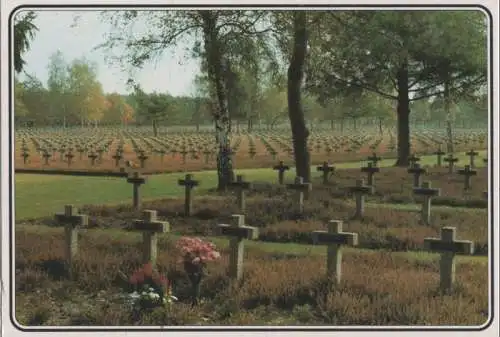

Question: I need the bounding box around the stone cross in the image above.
[42,151,51,165]
[54,205,88,279]
[360,162,379,188]
[217,214,259,281]
[59,148,66,162]
[434,148,445,167]
[77,147,85,160]
[444,154,459,174]
[178,174,199,216]
[88,152,98,166]
[466,149,479,168]
[413,181,441,225]
[127,172,147,210]
[96,148,105,162]
[273,161,290,185]
[65,151,74,167]
[21,150,29,164]
[157,149,166,163]
[311,220,358,285]
[423,227,474,293]
[179,149,189,164]
[457,165,477,190]
[349,179,374,219]
[189,148,198,160]
[286,176,312,213]
[228,174,252,213]
[316,161,335,185]
[248,147,257,159]
[132,210,170,266]
[367,153,382,167]
[112,152,123,167]
[407,163,426,188]
[203,148,212,164]
[408,154,421,168]
[137,152,149,168]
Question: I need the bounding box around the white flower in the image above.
[129,291,140,299]
[163,295,178,304]
[149,292,160,300]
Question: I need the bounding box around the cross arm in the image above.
[423,238,474,254]
[217,224,259,240]
[312,230,358,246]
[132,220,170,233]
[54,214,88,227]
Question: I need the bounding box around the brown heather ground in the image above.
[16,225,488,326]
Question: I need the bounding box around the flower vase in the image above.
[184,261,204,305]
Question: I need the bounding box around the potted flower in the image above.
[175,237,221,305]
[124,262,177,312]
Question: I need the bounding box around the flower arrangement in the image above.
[175,237,221,304]
[124,262,177,311]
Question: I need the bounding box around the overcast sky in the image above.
[18,10,200,96]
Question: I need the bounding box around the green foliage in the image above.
[258,87,288,128]
[13,11,38,73]
[130,85,171,124]
[14,79,30,119]
[306,10,487,105]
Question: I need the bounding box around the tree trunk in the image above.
[201,11,234,191]
[247,118,253,132]
[394,61,411,167]
[287,11,311,183]
[340,117,344,133]
[152,119,158,137]
[330,119,334,130]
[378,117,383,135]
[444,70,454,153]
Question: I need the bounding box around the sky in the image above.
[18,10,200,96]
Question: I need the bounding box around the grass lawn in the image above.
[14,151,487,220]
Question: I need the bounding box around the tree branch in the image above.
[410,76,486,101]
[323,74,398,100]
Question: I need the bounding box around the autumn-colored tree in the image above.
[66,58,107,126]
[121,103,135,125]
[103,92,127,124]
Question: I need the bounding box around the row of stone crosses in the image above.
[54,203,476,296]
[124,151,487,227]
